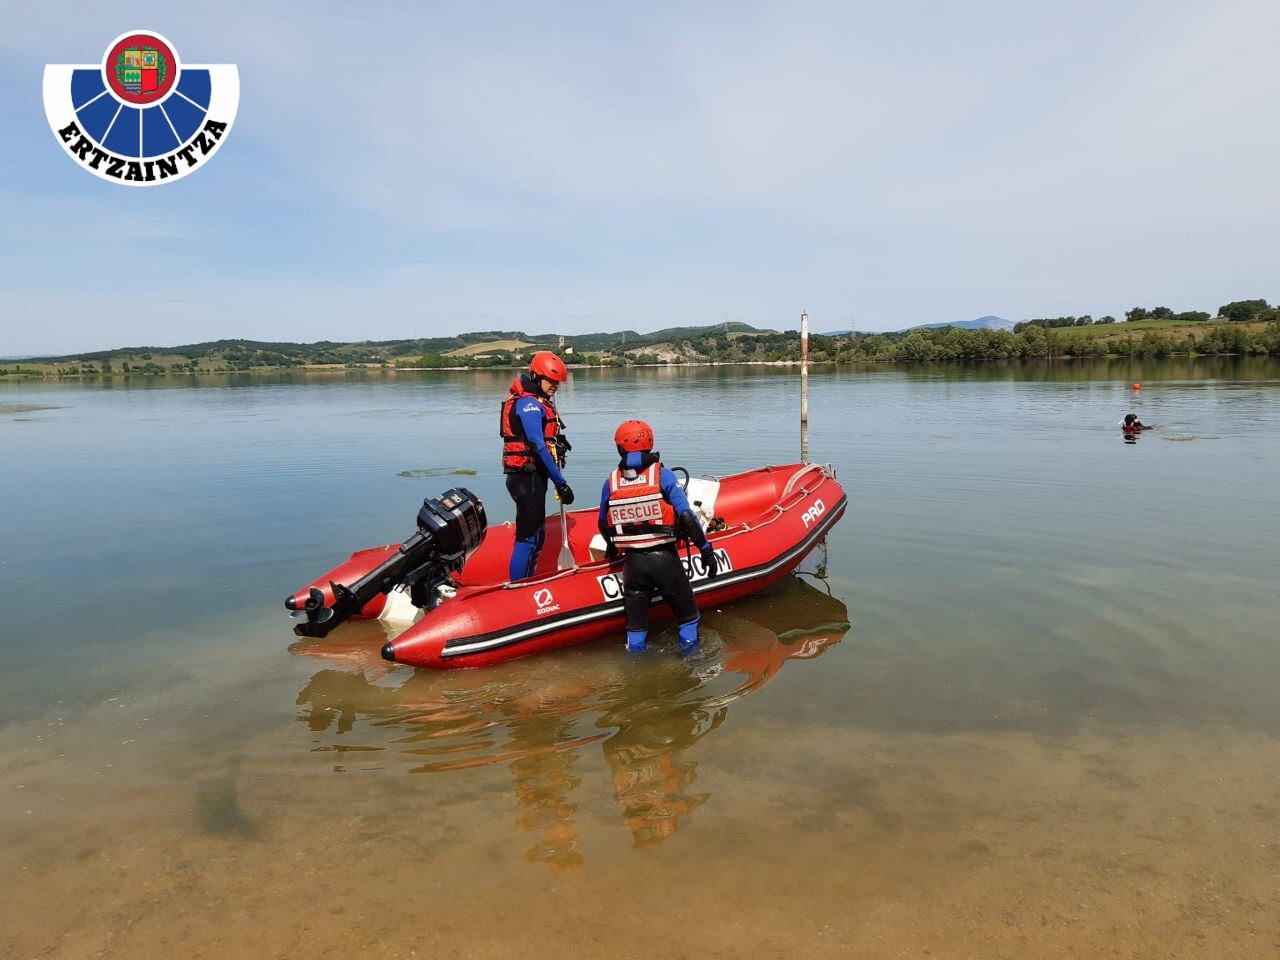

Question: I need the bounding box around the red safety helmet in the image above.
[614,419,655,452]
[529,351,568,383]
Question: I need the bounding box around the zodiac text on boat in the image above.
[596,548,732,602]
[533,587,560,616]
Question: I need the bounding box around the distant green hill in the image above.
[7,305,1276,379]
[34,331,540,365]
[9,321,787,375]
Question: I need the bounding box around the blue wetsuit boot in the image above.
[678,617,700,652]
[626,630,648,653]
[508,529,545,582]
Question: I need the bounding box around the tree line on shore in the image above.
[4,300,1278,378]
[389,300,1279,367]
[827,321,1279,363]
[1013,299,1277,333]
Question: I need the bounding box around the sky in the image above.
[1,0,1278,355]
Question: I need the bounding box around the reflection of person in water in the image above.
[292,578,854,865]
[501,686,592,874]
[593,592,852,847]
[597,657,722,847]
[295,666,594,872]
[296,668,394,735]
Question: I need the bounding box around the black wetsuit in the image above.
[621,544,699,633]
[506,471,548,541]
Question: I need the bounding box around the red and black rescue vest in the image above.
[500,380,561,472]
[606,461,678,551]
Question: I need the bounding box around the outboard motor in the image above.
[287,488,486,638]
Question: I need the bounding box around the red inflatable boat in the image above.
[287,462,846,669]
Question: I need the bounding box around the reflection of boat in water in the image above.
[292,576,851,869]
[289,463,846,668]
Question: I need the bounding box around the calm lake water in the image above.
[2,359,1279,958]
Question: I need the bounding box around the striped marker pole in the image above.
[801,309,810,464]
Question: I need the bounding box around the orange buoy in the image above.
[1133,383,1141,391]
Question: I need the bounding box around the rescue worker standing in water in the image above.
[599,420,717,653]
[501,351,574,582]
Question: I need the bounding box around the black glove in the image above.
[555,482,574,505]
[605,540,619,561]
[700,546,718,580]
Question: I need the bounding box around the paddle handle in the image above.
[557,502,575,569]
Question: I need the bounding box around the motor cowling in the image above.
[289,487,488,639]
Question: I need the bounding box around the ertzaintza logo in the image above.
[43,30,239,186]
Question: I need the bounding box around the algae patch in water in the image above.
[397,467,479,478]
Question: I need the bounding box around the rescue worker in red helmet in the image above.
[501,351,574,581]
[597,419,717,653]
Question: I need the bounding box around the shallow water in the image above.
[2,359,1279,958]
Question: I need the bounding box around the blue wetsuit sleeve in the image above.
[659,467,693,515]
[598,480,612,537]
[515,400,566,486]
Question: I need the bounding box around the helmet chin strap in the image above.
[522,371,549,397]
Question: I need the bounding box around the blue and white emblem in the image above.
[43,30,238,186]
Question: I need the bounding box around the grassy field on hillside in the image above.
[443,339,538,357]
